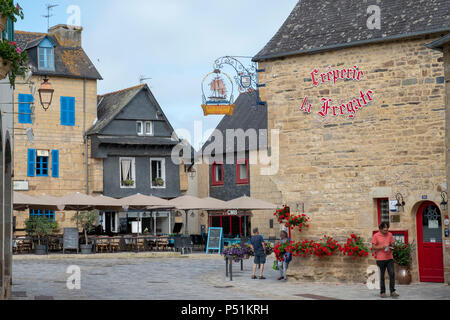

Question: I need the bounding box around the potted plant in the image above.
[0,39,28,87]
[0,1,24,32]
[72,210,99,254]
[393,241,415,285]
[153,177,164,187]
[124,179,135,187]
[25,216,59,255]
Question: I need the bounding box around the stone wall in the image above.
[14,76,100,233]
[257,35,449,283]
[445,43,450,284]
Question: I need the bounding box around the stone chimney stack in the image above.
[48,24,83,47]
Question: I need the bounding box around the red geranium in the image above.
[341,233,369,260]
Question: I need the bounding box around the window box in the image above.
[152,177,165,187]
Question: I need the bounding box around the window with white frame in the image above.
[120,157,136,188]
[145,121,153,136]
[136,121,144,136]
[150,158,166,188]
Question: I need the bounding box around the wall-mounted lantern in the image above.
[395,193,406,213]
[38,76,54,111]
[440,191,448,211]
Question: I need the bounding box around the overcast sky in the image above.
[15,0,298,150]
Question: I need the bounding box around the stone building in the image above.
[0,17,15,300]
[13,25,102,235]
[253,0,450,283]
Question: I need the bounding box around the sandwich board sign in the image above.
[206,227,223,254]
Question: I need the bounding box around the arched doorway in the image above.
[416,201,445,283]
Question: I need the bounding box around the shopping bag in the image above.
[273,260,279,271]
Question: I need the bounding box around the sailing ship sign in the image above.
[201,69,235,116]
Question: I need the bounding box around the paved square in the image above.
[11,254,450,300]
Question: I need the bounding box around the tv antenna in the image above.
[43,4,59,31]
[139,75,152,84]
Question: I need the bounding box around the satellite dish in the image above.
[26,128,34,143]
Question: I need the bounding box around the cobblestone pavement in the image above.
[11,253,450,300]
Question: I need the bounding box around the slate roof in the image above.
[15,30,102,80]
[201,91,267,155]
[87,84,146,135]
[254,0,450,61]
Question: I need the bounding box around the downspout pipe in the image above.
[83,78,88,195]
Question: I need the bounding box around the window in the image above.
[137,121,143,135]
[236,159,249,184]
[212,162,224,186]
[150,158,166,188]
[61,96,75,126]
[120,157,136,188]
[38,38,55,71]
[145,121,153,136]
[18,94,33,124]
[377,198,390,225]
[30,209,55,221]
[28,149,58,178]
[36,155,49,176]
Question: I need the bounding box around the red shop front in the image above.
[208,211,252,238]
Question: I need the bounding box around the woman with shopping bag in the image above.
[277,230,292,281]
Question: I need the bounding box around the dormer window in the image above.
[38,38,55,71]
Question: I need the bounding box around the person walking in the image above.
[372,222,399,298]
[277,230,292,281]
[250,228,266,279]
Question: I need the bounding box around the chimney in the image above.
[48,24,83,47]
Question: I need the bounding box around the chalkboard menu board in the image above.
[63,228,79,253]
[206,227,223,254]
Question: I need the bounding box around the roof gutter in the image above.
[253,28,450,62]
[425,34,450,52]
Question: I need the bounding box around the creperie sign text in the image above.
[300,66,375,120]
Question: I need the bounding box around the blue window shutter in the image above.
[61,97,75,126]
[69,97,75,125]
[19,94,33,124]
[61,97,67,125]
[52,150,59,178]
[18,94,25,123]
[27,149,36,177]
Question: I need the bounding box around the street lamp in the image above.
[38,76,54,111]
[440,192,448,211]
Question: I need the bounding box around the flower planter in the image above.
[34,244,48,255]
[0,56,12,80]
[397,265,412,285]
[0,15,7,33]
[80,244,93,254]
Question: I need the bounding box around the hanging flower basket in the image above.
[0,40,28,87]
[0,14,7,33]
[0,55,11,79]
[0,1,24,32]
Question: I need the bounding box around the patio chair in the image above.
[132,238,145,252]
[156,238,169,251]
[110,238,121,253]
[19,239,32,254]
[96,239,110,253]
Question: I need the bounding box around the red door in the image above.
[416,202,444,283]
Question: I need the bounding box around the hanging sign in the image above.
[201,69,235,116]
